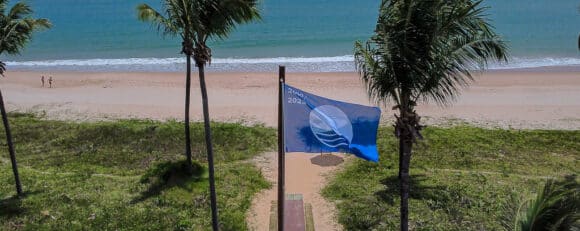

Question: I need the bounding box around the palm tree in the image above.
[354,0,507,230]
[502,176,580,231]
[137,0,260,229]
[0,0,51,196]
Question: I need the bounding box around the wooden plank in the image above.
[270,201,278,231]
[285,194,305,231]
[270,194,308,231]
[304,203,315,231]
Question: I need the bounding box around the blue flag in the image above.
[283,83,381,162]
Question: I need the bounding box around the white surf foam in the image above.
[5,55,580,72]
[488,57,580,70]
[5,55,354,66]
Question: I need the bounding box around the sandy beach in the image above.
[1,69,579,129]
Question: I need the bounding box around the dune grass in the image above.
[323,126,580,230]
[0,113,276,230]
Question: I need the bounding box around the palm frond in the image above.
[356,0,508,110]
[31,18,51,30]
[137,3,177,37]
[500,189,529,231]
[7,2,31,20]
[0,0,6,14]
[519,177,579,231]
[415,0,507,106]
[0,1,51,56]
[503,177,580,231]
[354,40,400,106]
[204,0,261,40]
[137,0,260,64]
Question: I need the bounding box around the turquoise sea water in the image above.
[3,0,580,72]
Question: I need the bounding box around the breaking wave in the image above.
[5,55,580,72]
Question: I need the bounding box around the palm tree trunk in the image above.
[184,54,193,173]
[400,136,412,231]
[0,88,23,195]
[197,64,220,231]
[398,138,403,179]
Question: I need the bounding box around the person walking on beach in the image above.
[41,75,45,87]
[48,76,53,88]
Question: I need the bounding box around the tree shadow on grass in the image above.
[375,174,448,206]
[131,160,205,204]
[0,191,42,218]
[375,174,477,221]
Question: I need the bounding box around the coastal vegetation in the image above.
[137,1,261,227]
[0,113,274,230]
[137,0,260,172]
[1,114,577,230]
[354,0,507,229]
[0,0,51,195]
[323,125,579,230]
[502,177,579,231]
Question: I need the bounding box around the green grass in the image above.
[323,126,580,230]
[0,113,276,230]
[3,113,578,230]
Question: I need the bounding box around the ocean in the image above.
[3,0,580,72]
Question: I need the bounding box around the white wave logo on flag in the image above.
[309,105,353,148]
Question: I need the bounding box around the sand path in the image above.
[247,152,345,231]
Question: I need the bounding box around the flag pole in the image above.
[277,65,286,231]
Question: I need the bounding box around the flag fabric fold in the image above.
[283,83,381,162]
